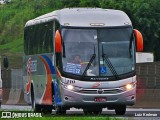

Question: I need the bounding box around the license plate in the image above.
[95,97,106,102]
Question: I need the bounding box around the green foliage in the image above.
[80,0,100,7]
[0,0,160,60]
[0,0,54,54]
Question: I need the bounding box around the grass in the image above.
[0,110,121,120]
[1,116,120,120]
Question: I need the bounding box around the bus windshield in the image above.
[61,27,135,78]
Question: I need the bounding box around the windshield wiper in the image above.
[102,45,119,80]
[81,46,96,79]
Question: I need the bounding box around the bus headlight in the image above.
[125,84,132,90]
[67,85,74,90]
[121,82,136,91]
[62,82,81,91]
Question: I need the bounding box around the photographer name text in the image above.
[135,112,158,117]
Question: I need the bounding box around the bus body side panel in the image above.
[23,53,60,106]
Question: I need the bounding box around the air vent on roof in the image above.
[124,22,130,25]
[90,23,105,26]
[64,23,70,26]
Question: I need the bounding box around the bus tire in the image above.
[93,109,102,115]
[31,85,41,112]
[42,105,53,114]
[31,86,35,110]
[55,106,66,115]
[115,105,126,115]
[83,108,102,115]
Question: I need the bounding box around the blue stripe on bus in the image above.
[42,54,62,105]
[41,55,56,74]
[53,81,62,105]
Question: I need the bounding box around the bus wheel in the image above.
[42,105,53,114]
[55,106,66,115]
[93,109,102,115]
[31,89,36,111]
[83,108,92,115]
[83,108,102,115]
[115,105,126,115]
[31,88,41,112]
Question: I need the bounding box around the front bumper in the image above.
[61,87,136,108]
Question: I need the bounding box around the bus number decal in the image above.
[66,63,81,74]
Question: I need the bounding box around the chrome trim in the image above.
[79,88,123,94]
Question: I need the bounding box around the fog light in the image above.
[125,84,132,90]
[65,96,68,100]
[67,85,74,90]
[131,96,135,100]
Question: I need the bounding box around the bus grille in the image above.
[79,89,123,94]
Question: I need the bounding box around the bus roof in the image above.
[25,8,132,27]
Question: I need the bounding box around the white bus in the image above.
[23,8,143,115]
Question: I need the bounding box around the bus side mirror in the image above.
[3,56,9,69]
[133,29,143,52]
[55,30,62,53]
